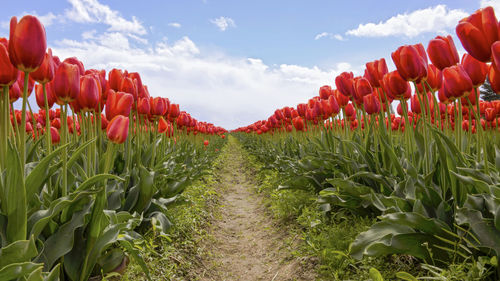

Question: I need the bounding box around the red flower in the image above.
[63,57,85,76]
[319,85,332,100]
[137,97,150,115]
[77,75,100,112]
[150,97,167,116]
[108,69,123,91]
[333,89,349,108]
[363,93,381,115]
[335,72,355,97]
[442,64,473,99]
[365,58,388,88]
[120,76,137,100]
[35,82,55,109]
[0,41,18,86]
[354,77,373,99]
[50,126,60,144]
[203,140,209,146]
[456,6,499,62]
[169,103,180,119]
[427,35,459,70]
[382,71,411,100]
[105,90,133,120]
[53,62,80,105]
[8,15,47,72]
[426,64,442,91]
[489,63,500,94]
[462,53,488,87]
[297,103,307,117]
[31,48,55,84]
[292,116,304,131]
[391,44,428,82]
[107,115,129,144]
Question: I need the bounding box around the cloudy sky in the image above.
[1,0,498,129]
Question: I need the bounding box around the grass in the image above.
[122,152,224,281]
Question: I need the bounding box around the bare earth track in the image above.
[196,138,316,281]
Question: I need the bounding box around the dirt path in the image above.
[197,138,315,281]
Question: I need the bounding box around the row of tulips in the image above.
[235,5,500,279]
[0,14,227,281]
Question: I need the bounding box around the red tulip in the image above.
[120,76,137,100]
[319,85,332,100]
[442,64,473,99]
[105,90,133,120]
[462,53,488,87]
[53,62,80,105]
[365,58,388,88]
[8,15,47,72]
[426,64,442,91]
[456,6,499,62]
[35,83,55,109]
[363,93,381,115]
[297,103,307,117]
[137,97,150,115]
[31,48,55,84]
[203,140,209,146]
[335,72,355,97]
[150,97,167,116]
[345,103,356,119]
[485,107,497,121]
[333,89,349,108]
[354,77,373,99]
[382,71,411,100]
[77,75,100,112]
[169,103,180,119]
[328,95,340,116]
[489,63,500,94]
[427,35,459,70]
[391,44,428,82]
[50,126,60,144]
[9,81,21,102]
[63,57,84,76]
[0,41,18,86]
[106,115,129,144]
[108,69,123,91]
[292,116,304,131]
[158,117,168,133]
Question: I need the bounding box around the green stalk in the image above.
[414,82,429,174]
[43,84,51,154]
[20,71,29,176]
[11,102,20,147]
[0,86,8,170]
[61,104,68,197]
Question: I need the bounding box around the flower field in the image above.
[3,3,500,281]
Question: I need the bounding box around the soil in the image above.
[196,138,316,281]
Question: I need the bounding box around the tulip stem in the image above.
[61,104,68,197]
[20,71,29,176]
[43,84,51,154]
[11,102,20,147]
[1,86,8,171]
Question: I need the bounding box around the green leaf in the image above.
[25,144,68,205]
[395,271,418,281]
[369,267,384,281]
[0,262,43,280]
[4,143,27,243]
[0,238,38,268]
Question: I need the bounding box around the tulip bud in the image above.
[462,53,488,87]
[0,41,18,86]
[335,72,355,97]
[105,90,133,120]
[8,15,47,72]
[31,48,55,84]
[107,115,129,144]
[456,6,499,62]
[391,44,428,82]
[53,62,80,105]
[365,58,388,88]
[427,35,459,70]
[50,126,60,144]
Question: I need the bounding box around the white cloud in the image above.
[346,5,468,38]
[314,32,345,41]
[65,0,147,35]
[314,32,329,40]
[50,35,347,129]
[82,29,97,39]
[168,22,181,28]
[1,11,58,29]
[210,16,236,31]
[480,0,500,14]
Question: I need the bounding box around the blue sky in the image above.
[0,0,497,129]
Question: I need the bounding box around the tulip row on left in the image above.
[0,15,227,281]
